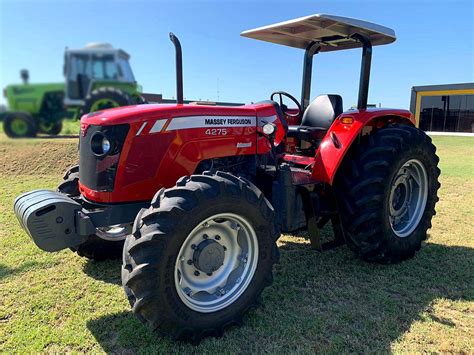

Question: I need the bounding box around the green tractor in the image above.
[2,43,146,138]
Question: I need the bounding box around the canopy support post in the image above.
[352,33,372,110]
[300,41,321,111]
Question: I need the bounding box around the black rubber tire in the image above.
[3,112,38,138]
[122,171,280,342]
[39,120,63,135]
[82,87,134,115]
[335,124,441,263]
[57,165,80,196]
[134,95,148,105]
[57,165,125,261]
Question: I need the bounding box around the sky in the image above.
[0,0,473,110]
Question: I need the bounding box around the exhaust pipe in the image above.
[20,69,29,85]
[169,32,183,104]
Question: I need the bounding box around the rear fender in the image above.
[311,109,414,185]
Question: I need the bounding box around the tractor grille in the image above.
[79,124,129,192]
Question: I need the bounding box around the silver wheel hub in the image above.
[174,213,259,313]
[192,239,226,274]
[388,159,428,237]
[95,224,130,241]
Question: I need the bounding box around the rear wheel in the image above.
[39,120,62,135]
[335,124,440,263]
[3,112,38,138]
[122,172,279,341]
[57,165,126,261]
[82,87,134,115]
[134,95,148,105]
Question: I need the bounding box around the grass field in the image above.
[0,133,472,353]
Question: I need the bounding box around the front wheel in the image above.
[122,172,279,341]
[39,120,62,135]
[335,124,440,263]
[3,112,38,138]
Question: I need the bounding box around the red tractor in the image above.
[15,14,440,341]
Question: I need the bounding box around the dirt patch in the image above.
[0,138,78,177]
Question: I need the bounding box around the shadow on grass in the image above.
[82,259,122,286]
[0,261,49,281]
[86,240,473,352]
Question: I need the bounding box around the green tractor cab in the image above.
[3,43,145,138]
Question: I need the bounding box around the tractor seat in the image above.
[287,94,343,143]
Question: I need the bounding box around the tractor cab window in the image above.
[91,54,118,80]
[68,54,90,78]
[67,54,91,100]
[117,57,135,82]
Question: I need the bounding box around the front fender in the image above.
[311,109,414,185]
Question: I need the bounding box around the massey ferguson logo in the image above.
[80,123,89,137]
[166,115,256,131]
[204,118,252,125]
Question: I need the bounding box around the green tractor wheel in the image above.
[39,121,63,135]
[3,112,38,138]
[82,87,134,115]
[90,98,120,112]
[134,95,148,105]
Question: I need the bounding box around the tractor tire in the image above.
[57,165,79,197]
[57,165,126,261]
[82,87,134,115]
[3,112,38,138]
[335,124,440,264]
[39,120,63,135]
[134,95,148,105]
[122,172,280,342]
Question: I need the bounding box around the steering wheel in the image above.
[270,91,302,118]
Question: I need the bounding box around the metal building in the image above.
[410,83,474,133]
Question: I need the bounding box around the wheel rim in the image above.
[389,159,428,237]
[95,224,129,241]
[90,98,120,112]
[174,213,259,313]
[39,122,54,133]
[11,118,28,135]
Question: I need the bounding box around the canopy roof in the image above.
[240,14,396,52]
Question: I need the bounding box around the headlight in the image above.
[262,122,277,136]
[91,132,114,157]
[102,137,111,154]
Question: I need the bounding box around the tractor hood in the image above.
[78,101,283,203]
[6,82,64,93]
[5,83,64,111]
[80,103,258,127]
